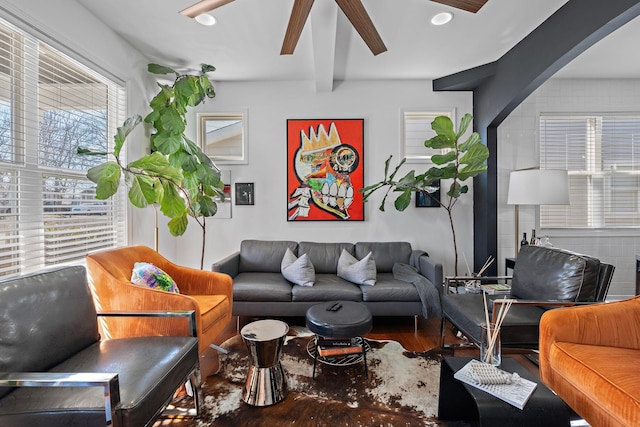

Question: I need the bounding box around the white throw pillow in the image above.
[281,248,315,286]
[337,249,377,286]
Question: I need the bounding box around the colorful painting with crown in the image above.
[287,119,364,221]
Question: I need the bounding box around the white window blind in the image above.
[0,19,126,276]
[403,111,453,163]
[540,114,640,229]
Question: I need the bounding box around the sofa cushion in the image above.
[281,248,315,286]
[359,273,420,302]
[548,342,640,427]
[131,262,180,293]
[239,240,298,273]
[232,272,292,302]
[511,245,601,302]
[291,274,363,301]
[298,242,355,274]
[355,242,412,273]
[337,249,376,286]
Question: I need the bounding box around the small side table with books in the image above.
[438,357,576,426]
[305,301,373,379]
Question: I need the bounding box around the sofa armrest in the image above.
[211,251,240,277]
[417,253,443,289]
[98,310,197,337]
[0,372,119,426]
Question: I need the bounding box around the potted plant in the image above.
[360,113,488,276]
[79,63,224,269]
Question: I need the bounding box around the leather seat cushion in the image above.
[360,273,420,302]
[191,294,231,332]
[442,293,545,347]
[233,272,292,301]
[305,301,372,337]
[548,342,640,427]
[292,274,363,302]
[0,336,198,427]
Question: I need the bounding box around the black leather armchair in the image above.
[441,245,615,350]
[0,265,202,427]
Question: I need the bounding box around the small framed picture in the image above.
[235,183,254,205]
[415,181,441,208]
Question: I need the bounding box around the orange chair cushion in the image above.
[190,294,230,333]
[549,342,640,427]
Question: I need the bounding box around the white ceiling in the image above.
[74,0,640,84]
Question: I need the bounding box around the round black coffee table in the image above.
[305,301,372,378]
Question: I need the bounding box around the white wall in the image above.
[498,78,640,300]
[167,79,474,276]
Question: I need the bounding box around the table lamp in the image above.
[507,169,570,255]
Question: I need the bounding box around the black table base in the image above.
[438,357,576,426]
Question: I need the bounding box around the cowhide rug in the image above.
[164,327,470,427]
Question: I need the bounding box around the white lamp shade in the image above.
[507,169,570,205]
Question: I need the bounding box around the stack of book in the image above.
[316,336,363,358]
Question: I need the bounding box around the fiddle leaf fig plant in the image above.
[361,113,488,276]
[79,63,224,268]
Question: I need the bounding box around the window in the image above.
[0,19,126,277]
[540,114,640,228]
[402,110,453,163]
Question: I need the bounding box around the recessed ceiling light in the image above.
[431,12,453,26]
[195,13,217,26]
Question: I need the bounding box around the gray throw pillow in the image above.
[337,249,376,286]
[281,248,315,286]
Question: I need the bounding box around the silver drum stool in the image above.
[240,319,289,406]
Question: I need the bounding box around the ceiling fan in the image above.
[180,0,488,56]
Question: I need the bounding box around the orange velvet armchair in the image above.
[539,296,640,427]
[86,245,233,378]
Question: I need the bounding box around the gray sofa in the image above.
[212,240,444,318]
[0,265,201,427]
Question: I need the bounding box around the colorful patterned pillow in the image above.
[131,262,180,293]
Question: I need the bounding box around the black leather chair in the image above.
[441,245,615,350]
[0,265,202,427]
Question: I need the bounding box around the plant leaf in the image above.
[114,115,142,158]
[431,151,457,165]
[431,116,456,140]
[128,152,184,183]
[159,107,185,136]
[128,175,156,208]
[159,181,186,218]
[457,113,473,138]
[168,214,188,236]
[200,64,216,74]
[87,162,121,199]
[148,63,178,76]
[152,132,183,155]
[425,134,454,150]
[394,190,412,211]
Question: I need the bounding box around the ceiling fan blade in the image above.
[180,0,235,18]
[334,0,387,56]
[281,0,315,55]
[430,0,488,13]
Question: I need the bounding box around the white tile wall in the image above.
[498,78,640,300]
